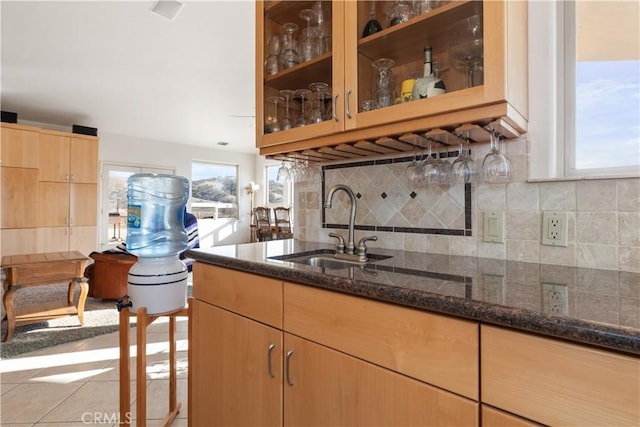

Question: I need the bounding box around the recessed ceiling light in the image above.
[150,0,184,22]
[217,141,230,146]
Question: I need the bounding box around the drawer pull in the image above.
[267,343,276,378]
[285,349,295,386]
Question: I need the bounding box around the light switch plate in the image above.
[483,211,505,243]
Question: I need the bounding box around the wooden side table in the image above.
[119,301,190,427]
[1,251,89,342]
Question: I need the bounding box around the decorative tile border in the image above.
[321,153,473,236]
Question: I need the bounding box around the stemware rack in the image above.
[266,118,521,163]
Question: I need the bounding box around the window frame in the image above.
[529,0,639,181]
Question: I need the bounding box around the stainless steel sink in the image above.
[269,251,391,270]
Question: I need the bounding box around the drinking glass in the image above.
[279,89,295,130]
[309,82,329,123]
[447,14,484,88]
[266,96,284,133]
[372,58,395,109]
[294,89,311,127]
[451,134,479,184]
[264,34,281,76]
[387,0,414,27]
[362,1,383,38]
[280,23,300,70]
[434,143,453,188]
[419,139,439,184]
[300,9,320,61]
[482,130,512,183]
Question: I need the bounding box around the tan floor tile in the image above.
[0,382,82,424]
[128,378,188,423]
[26,359,113,384]
[0,382,20,395]
[39,380,136,424]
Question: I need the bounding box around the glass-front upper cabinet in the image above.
[256,1,528,157]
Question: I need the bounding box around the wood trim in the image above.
[481,325,640,427]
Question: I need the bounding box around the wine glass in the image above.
[279,90,295,130]
[447,14,484,88]
[266,96,284,133]
[405,145,424,185]
[451,134,479,184]
[294,89,311,127]
[482,130,512,183]
[419,138,439,184]
[309,82,329,123]
[277,160,290,182]
[280,23,300,70]
[434,143,453,188]
[362,1,383,38]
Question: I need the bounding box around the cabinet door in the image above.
[37,182,69,227]
[482,405,542,427]
[70,183,97,226]
[1,126,39,168]
[190,300,283,426]
[1,167,39,228]
[257,1,346,150]
[69,225,97,256]
[1,228,38,256]
[37,226,70,252]
[39,133,70,182]
[69,137,98,183]
[284,333,478,426]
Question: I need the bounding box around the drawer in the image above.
[481,325,640,427]
[192,263,283,329]
[284,282,479,400]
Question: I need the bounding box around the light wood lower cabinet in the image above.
[189,263,480,426]
[189,299,283,426]
[481,405,542,427]
[481,325,640,427]
[284,333,478,426]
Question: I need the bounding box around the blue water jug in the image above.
[126,173,190,257]
[126,173,190,314]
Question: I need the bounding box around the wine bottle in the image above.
[411,46,446,100]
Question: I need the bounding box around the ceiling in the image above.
[1,0,258,154]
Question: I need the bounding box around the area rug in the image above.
[0,283,128,359]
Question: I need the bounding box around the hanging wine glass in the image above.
[419,138,439,184]
[309,82,329,123]
[294,89,311,127]
[277,160,290,182]
[482,130,512,183]
[362,1,383,38]
[451,133,479,184]
[280,23,300,69]
[405,145,424,185]
[278,89,295,130]
[266,96,284,133]
[434,143,453,188]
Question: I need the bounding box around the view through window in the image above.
[568,1,639,174]
[191,161,238,219]
[266,165,286,204]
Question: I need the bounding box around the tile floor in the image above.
[1,316,189,426]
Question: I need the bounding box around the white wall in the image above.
[99,132,260,247]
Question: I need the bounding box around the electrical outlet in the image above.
[542,211,568,247]
[542,283,568,315]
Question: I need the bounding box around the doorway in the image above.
[100,163,174,250]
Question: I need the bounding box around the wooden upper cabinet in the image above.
[38,131,98,183]
[1,124,39,168]
[39,132,71,182]
[256,0,528,159]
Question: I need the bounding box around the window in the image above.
[191,161,238,219]
[528,1,639,180]
[564,0,639,176]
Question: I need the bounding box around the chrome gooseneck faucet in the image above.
[325,184,377,262]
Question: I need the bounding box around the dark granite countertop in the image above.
[186,240,640,356]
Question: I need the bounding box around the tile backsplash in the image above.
[295,136,640,273]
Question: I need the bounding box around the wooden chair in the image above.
[274,207,293,239]
[254,207,274,241]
